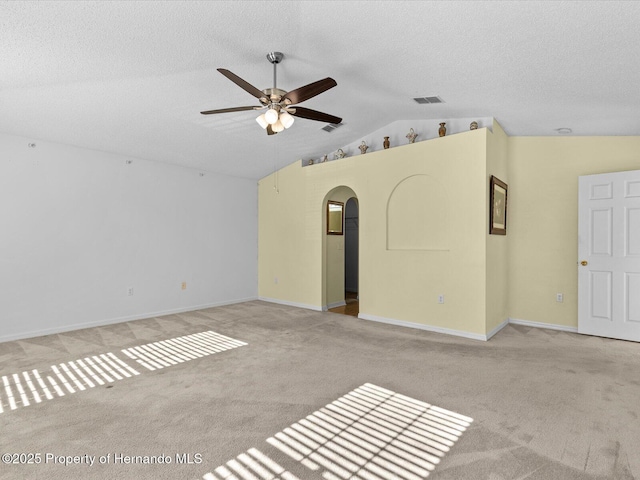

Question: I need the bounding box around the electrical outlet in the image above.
[181,282,187,290]
[127,287,134,296]
[438,295,445,304]
[274,277,278,284]
[556,293,563,303]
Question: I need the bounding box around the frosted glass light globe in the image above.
[279,111,294,129]
[272,119,285,133]
[256,113,268,129]
[265,108,279,125]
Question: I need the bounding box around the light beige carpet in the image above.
[0,300,638,479]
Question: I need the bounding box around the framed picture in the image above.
[327,200,344,235]
[490,176,508,235]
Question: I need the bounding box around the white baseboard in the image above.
[258,297,323,312]
[357,315,578,341]
[508,318,578,333]
[358,313,489,341]
[0,296,259,344]
[0,298,579,345]
[487,318,510,340]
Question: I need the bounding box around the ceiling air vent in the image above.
[322,122,344,133]
[413,96,444,104]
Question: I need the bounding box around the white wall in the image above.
[0,133,257,342]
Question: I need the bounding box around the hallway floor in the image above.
[328,291,359,317]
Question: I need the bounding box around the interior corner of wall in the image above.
[491,118,508,138]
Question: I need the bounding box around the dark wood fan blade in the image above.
[200,106,260,115]
[282,78,337,105]
[217,68,267,101]
[266,124,277,135]
[290,107,342,124]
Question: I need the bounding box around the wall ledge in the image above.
[358,313,489,341]
[0,296,259,344]
[258,297,323,312]
[508,318,578,333]
[302,117,495,167]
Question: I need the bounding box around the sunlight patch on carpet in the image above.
[0,330,247,414]
[202,448,300,480]
[0,351,141,412]
[121,330,247,371]
[201,383,472,480]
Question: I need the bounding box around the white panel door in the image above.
[578,169,640,342]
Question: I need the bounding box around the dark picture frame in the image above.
[489,176,508,235]
[327,200,344,235]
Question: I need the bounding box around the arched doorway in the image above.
[322,186,359,317]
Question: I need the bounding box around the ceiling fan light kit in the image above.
[201,52,341,135]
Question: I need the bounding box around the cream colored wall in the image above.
[508,136,640,328]
[485,121,510,333]
[258,162,322,308]
[259,128,640,338]
[259,129,489,335]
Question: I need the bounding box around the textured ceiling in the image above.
[1,1,639,179]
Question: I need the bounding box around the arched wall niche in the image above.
[387,174,451,251]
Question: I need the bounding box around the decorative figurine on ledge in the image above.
[334,148,346,160]
[308,159,314,166]
[321,154,328,163]
[470,121,478,130]
[359,141,369,154]
[383,136,390,149]
[406,128,418,144]
[439,122,447,137]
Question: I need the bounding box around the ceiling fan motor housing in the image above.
[261,88,287,106]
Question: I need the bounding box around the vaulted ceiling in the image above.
[1,1,639,179]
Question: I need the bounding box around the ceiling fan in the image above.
[200,52,342,135]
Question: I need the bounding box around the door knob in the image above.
[580,260,588,266]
